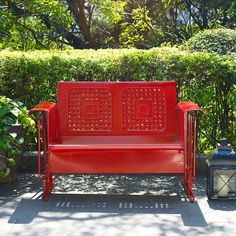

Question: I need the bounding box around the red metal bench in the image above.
[30,81,203,202]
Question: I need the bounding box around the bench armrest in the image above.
[29,102,57,114]
[177,101,204,137]
[29,102,57,144]
[177,101,204,114]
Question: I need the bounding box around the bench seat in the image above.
[50,135,182,149]
[50,144,183,150]
[48,135,184,174]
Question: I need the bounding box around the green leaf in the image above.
[0,96,6,103]
[9,132,17,138]
[0,168,10,179]
[0,139,7,151]
[2,117,16,126]
[0,104,8,118]
[17,137,24,144]
[10,107,19,117]
[0,172,5,179]
[8,158,16,167]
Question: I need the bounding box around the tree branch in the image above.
[183,0,204,30]
[11,17,47,47]
[54,28,86,49]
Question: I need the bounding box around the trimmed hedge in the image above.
[0,48,235,151]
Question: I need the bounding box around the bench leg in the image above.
[183,157,195,202]
[183,179,195,202]
[183,113,195,202]
[42,170,53,201]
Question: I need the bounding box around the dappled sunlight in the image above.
[0,172,41,207]
[2,173,236,235]
[53,174,185,197]
[8,194,207,228]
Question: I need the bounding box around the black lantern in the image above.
[206,138,236,200]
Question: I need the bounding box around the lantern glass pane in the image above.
[213,168,236,198]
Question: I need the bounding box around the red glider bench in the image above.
[30,81,203,202]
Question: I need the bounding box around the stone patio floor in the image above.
[1,173,236,236]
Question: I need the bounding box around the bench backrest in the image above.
[57,82,178,136]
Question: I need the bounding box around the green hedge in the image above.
[186,28,236,55]
[0,48,235,152]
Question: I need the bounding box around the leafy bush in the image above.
[0,96,35,178]
[185,28,236,55]
[0,48,235,152]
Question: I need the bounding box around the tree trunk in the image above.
[67,0,96,48]
[219,82,231,137]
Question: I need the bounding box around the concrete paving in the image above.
[0,173,236,236]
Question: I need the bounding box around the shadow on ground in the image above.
[207,199,236,211]
[0,172,41,207]
[0,173,208,228]
[8,193,207,227]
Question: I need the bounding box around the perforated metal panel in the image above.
[68,88,112,131]
[122,87,167,131]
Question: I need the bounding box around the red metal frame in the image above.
[177,102,203,202]
[37,115,42,179]
[29,82,203,202]
[29,102,57,200]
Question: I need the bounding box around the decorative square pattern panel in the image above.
[68,88,112,131]
[81,101,99,119]
[122,87,167,131]
[136,101,153,119]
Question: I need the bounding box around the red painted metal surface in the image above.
[49,149,184,174]
[176,102,203,202]
[37,116,41,178]
[57,82,177,136]
[29,81,203,202]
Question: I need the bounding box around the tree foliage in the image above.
[0,0,73,50]
[0,0,236,50]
